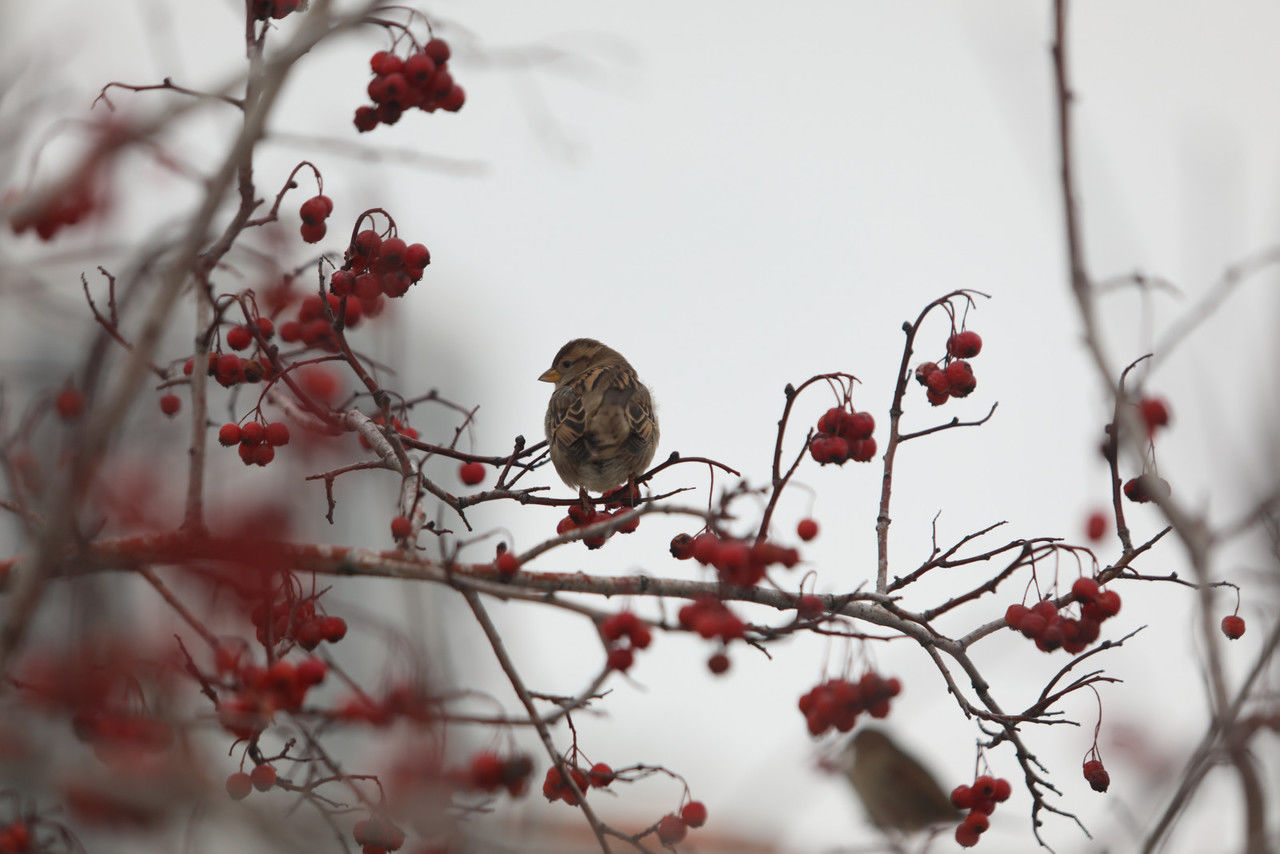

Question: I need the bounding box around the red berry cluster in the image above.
[215,651,330,740]
[542,764,598,806]
[184,337,275,389]
[1082,757,1110,792]
[298,194,333,243]
[1004,578,1120,654]
[809,406,876,465]
[678,596,746,644]
[914,329,983,406]
[331,228,430,302]
[0,821,29,852]
[1138,395,1170,437]
[797,672,901,736]
[656,802,708,845]
[601,611,652,673]
[555,503,640,549]
[217,419,291,467]
[8,182,96,241]
[1222,614,1246,639]
[278,293,371,358]
[458,461,486,485]
[463,751,533,797]
[1123,473,1171,504]
[245,596,345,651]
[674,531,798,586]
[354,40,465,132]
[251,0,302,21]
[950,774,1012,847]
[353,816,406,853]
[333,682,435,727]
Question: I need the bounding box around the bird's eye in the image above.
[560,359,573,369]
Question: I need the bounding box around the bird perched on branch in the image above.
[539,338,659,494]
[842,728,960,835]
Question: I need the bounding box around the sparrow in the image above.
[842,728,960,835]
[539,339,659,494]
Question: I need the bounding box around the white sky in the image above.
[2,1,1278,852]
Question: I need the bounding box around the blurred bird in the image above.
[842,728,960,835]
[539,339,659,494]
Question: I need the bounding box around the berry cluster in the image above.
[1222,614,1246,639]
[1123,473,1171,504]
[245,596,345,651]
[808,406,876,465]
[656,802,708,845]
[601,610,653,673]
[225,763,279,800]
[555,503,639,549]
[914,329,983,406]
[184,340,276,389]
[673,531,798,586]
[462,751,533,797]
[950,774,1012,847]
[542,764,598,806]
[298,194,333,244]
[331,228,430,302]
[797,672,901,736]
[251,0,302,21]
[1082,757,1110,792]
[217,419,291,467]
[677,596,746,644]
[7,182,96,241]
[279,293,370,353]
[354,40,465,132]
[353,816,406,853]
[1004,578,1120,654]
[215,651,330,740]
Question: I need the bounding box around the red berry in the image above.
[225,772,252,800]
[370,51,402,75]
[992,777,1012,802]
[424,38,451,64]
[226,325,253,350]
[56,387,85,419]
[297,657,327,686]
[1082,759,1110,792]
[440,85,466,112]
[353,106,379,132]
[1071,577,1100,602]
[265,422,290,446]
[250,763,276,791]
[963,810,990,834]
[796,518,819,541]
[1222,615,1246,639]
[945,360,977,397]
[299,195,331,225]
[950,784,974,809]
[796,594,823,620]
[404,242,430,269]
[321,615,347,642]
[707,652,730,674]
[972,775,996,799]
[1085,510,1108,542]
[1138,396,1170,435]
[955,822,980,847]
[459,461,485,486]
[606,647,634,672]
[846,410,875,439]
[947,329,983,359]
[1004,603,1029,629]
[1094,589,1121,617]
[680,800,708,828]
[656,814,687,845]
[159,393,181,416]
[300,222,327,244]
[390,516,412,539]
[403,52,436,85]
[239,421,266,445]
[588,762,615,787]
[495,551,520,577]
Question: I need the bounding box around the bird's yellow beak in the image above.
[538,368,560,384]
